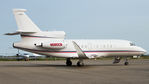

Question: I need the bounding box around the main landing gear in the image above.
[77,59,84,66]
[66,58,84,66]
[66,58,72,66]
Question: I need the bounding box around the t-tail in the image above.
[5,9,41,35]
[5,9,65,39]
[13,9,41,33]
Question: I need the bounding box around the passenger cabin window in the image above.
[130,43,135,46]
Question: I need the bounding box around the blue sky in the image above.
[0,0,149,55]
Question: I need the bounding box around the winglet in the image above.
[72,41,88,58]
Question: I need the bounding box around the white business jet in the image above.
[5,9,146,66]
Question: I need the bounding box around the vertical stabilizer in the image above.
[13,9,40,32]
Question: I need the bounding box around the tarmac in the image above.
[0,59,149,84]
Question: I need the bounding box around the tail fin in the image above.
[13,9,40,33]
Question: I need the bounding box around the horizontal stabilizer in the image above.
[4,32,20,35]
[72,41,88,58]
[4,31,35,35]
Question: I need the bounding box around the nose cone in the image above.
[142,49,147,54]
[137,46,147,54]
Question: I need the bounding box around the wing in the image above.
[72,41,88,58]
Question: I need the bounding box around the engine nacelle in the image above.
[35,42,66,49]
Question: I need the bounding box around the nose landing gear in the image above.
[113,56,129,65]
[113,56,121,64]
[124,56,129,65]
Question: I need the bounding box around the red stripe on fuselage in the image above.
[36,51,143,53]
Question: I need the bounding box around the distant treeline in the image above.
[0,55,148,61]
[0,56,66,61]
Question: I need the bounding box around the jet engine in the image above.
[35,42,66,49]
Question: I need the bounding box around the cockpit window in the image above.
[130,42,135,46]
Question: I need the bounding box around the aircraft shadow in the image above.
[0,64,124,68]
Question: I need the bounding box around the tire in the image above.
[124,62,129,65]
[66,61,72,66]
[77,62,84,66]
[77,62,81,66]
